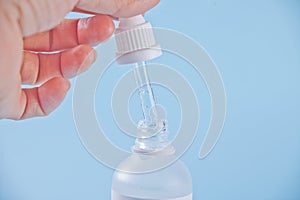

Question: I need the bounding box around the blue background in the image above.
[1,0,300,199]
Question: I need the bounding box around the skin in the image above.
[0,0,160,120]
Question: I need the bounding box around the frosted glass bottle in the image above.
[112,15,192,200]
[111,149,192,200]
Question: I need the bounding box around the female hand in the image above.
[0,0,159,120]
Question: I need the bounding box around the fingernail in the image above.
[61,46,97,79]
[63,79,71,91]
[87,49,97,64]
[78,49,97,74]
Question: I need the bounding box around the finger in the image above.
[21,45,96,85]
[76,0,160,18]
[9,0,159,37]
[72,8,119,20]
[19,77,70,120]
[23,15,114,52]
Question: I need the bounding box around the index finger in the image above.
[24,15,114,52]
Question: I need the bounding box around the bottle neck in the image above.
[132,119,171,154]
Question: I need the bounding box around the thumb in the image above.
[76,0,160,18]
[9,0,159,37]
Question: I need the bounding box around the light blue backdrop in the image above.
[1,0,300,199]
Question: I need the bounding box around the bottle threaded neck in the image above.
[132,119,171,153]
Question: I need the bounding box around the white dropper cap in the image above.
[115,15,162,64]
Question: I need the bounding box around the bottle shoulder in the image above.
[112,155,192,199]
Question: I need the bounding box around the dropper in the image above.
[133,61,156,122]
[115,15,170,153]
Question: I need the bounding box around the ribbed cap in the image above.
[115,15,162,64]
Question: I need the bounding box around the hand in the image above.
[0,0,159,120]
